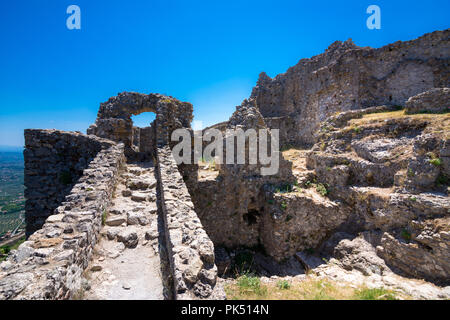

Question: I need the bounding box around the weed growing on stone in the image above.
[102,210,107,226]
[429,158,442,167]
[315,183,329,197]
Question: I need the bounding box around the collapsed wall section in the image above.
[0,130,124,299]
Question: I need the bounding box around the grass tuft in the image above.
[354,287,397,300]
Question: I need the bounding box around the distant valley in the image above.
[0,151,25,238]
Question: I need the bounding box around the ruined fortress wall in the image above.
[0,131,125,299]
[139,124,155,155]
[263,116,299,148]
[24,130,116,236]
[251,29,450,144]
[156,146,218,299]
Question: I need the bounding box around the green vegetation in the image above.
[277,280,291,290]
[401,229,412,242]
[315,183,329,196]
[428,158,442,167]
[225,276,402,300]
[2,202,23,213]
[274,181,300,194]
[0,152,25,237]
[354,287,397,300]
[102,210,107,226]
[304,179,330,197]
[236,274,267,297]
[352,126,361,134]
[0,236,25,262]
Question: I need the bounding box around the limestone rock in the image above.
[405,88,450,114]
[117,228,138,248]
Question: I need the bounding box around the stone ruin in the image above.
[0,29,449,300]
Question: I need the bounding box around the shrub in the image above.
[277,280,291,290]
[429,158,442,166]
[316,183,329,196]
[237,275,267,296]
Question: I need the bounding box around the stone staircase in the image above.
[84,162,167,300]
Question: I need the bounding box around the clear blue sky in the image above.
[0,0,448,147]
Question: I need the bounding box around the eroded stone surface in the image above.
[84,162,165,300]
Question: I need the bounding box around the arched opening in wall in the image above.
[130,112,156,157]
[131,113,156,129]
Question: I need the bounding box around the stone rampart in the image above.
[0,130,124,299]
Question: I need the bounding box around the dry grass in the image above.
[282,148,310,173]
[349,110,450,138]
[225,275,403,300]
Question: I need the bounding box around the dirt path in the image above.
[84,162,166,300]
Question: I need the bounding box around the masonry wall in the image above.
[139,123,155,155]
[24,129,114,237]
[0,130,125,299]
[156,146,219,299]
[264,116,299,148]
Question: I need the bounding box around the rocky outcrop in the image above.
[0,131,124,299]
[405,88,450,114]
[304,105,450,284]
[250,29,449,145]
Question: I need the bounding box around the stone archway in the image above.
[87,92,193,158]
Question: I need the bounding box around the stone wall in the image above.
[0,131,125,299]
[139,123,155,155]
[405,87,450,114]
[186,104,296,250]
[250,29,450,144]
[156,146,219,299]
[87,92,193,157]
[23,130,116,237]
[263,116,299,148]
